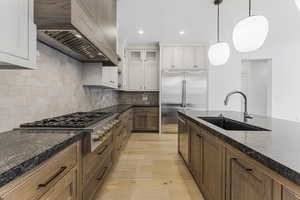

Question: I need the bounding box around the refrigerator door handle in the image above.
[181,80,184,107]
[182,80,187,108]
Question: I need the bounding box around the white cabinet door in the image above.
[110,67,119,88]
[144,50,159,90]
[183,47,195,69]
[82,64,118,89]
[174,47,184,69]
[161,47,174,70]
[0,0,36,69]
[194,46,208,69]
[102,67,118,88]
[128,50,144,90]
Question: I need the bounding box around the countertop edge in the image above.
[0,131,87,188]
[178,111,300,187]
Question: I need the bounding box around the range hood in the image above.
[35,0,119,66]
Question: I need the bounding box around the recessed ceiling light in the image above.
[138,29,144,35]
[179,30,185,35]
[75,34,82,39]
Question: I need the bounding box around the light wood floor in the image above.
[93,133,204,200]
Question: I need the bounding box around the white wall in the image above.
[241,59,272,117]
[215,0,300,121]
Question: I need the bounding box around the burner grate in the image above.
[20,112,113,128]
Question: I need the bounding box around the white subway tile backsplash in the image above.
[0,42,118,132]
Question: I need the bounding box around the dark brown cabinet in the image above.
[201,128,225,200]
[189,121,202,183]
[282,187,300,200]
[179,115,300,200]
[182,118,225,200]
[226,150,273,200]
[178,115,189,164]
[133,107,159,132]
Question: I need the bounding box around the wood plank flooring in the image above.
[93,133,204,200]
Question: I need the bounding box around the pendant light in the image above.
[208,0,230,66]
[295,0,300,11]
[232,0,269,52]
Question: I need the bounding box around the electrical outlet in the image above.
[142,94,148,101]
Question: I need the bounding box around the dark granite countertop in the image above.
[0,129,85,188]
[94,104,159,114]
[178,109,300,186]
[0,104,159,188]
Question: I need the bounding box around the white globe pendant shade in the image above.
[295,0,300,10]
[208,42,230,66]
[233,15,269,52]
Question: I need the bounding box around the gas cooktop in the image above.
[20,112,113,128]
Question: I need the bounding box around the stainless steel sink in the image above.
[198,117,270,131]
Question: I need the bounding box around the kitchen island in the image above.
[178,109,300,200]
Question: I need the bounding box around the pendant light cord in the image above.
[249,0,252,16]
[217,4,220,42]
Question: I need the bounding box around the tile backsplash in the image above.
[0,43,160,132]
[0,43,118,132]
[118,91,159,105]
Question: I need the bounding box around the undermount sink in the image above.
[198,117,270,131]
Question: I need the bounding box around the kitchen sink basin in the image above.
[198,117,270,131]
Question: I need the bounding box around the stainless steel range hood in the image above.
[35,0,119,66]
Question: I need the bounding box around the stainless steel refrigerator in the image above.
[161,70,208,134]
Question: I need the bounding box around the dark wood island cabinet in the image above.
[178,112,300,200]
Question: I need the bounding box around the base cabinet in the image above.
[133,107,159,132]
[226,150,273,200]
[179,115,300,200]
[0,142,80,200]
[39,168,77,200]
[282,187,300,200]
[189,122,202,183]
[201,128,225,200]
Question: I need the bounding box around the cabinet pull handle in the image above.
[97,167,108,181]
[196,134,202,138]
[232,158,253,172]
[98,145,109,155]
[38,166,67,188]
[178,117,186,124]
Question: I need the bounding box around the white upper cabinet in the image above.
[102,67,118,88]
[127,50,145,90]
[0,0,36,69]
[144,50,159,90]
[127,47,159,91]
[160,44,209,70]
[194,46,209,68]
[174,47,184,68]
[82,64,118,89]
[161,47,174,69]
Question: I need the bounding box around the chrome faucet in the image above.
[224,90,253,122]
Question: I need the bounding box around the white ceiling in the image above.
[118,0,217,45]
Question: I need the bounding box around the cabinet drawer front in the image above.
[39,168,77,200]
[0,143,77,200]
[83,134,113,184]
[226,151,273,200]
[83,152,113,200]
